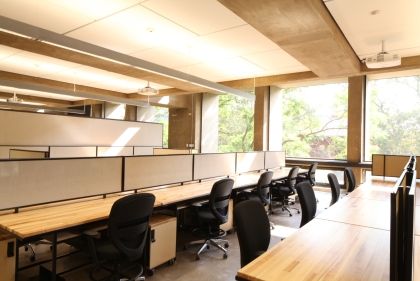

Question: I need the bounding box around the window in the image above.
[365,75,420,161]
[218,93,254,152]
[155,106,168,148]
[282,83,348,159]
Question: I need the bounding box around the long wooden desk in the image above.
[236,178,395,281]
[0,167,291,281]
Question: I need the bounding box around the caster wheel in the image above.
[223,254,228,259]
[224,243,229,248]
[289,214,292,217]
[183,245,188,250]
[29,256,35,262]
[297,211,301,214]
[168,259,175,266]
[195,255,200,261]
[148,269,155,276]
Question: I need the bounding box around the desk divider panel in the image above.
[134,147,158,156]
[193,153,235,180]
[124,155,193,191]
[385,156,410,178]
[153,148,191,155]
[50,146,97,158]
[236,152,265,174]
[372,154,385,176]
[0,146,49,159]
[97,146,133,157]
[264,151,286,169]
[0,157,122,210]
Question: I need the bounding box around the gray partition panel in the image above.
[50,147,97,158]
[193,153,236,180]
[236,152,265,173]
[0,157,122,210]
[265,151,286,169]
[124,155,193,190]
[97,146,133,157]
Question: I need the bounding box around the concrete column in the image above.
[348,76,366,185]
[254,86,269,151]
[269,86,282,151]
[137,106,156,122]
[91,103,103,118]
[201,93,219,153]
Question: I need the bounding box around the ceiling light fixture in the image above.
[364,40,401,68]
[6,92,23,103]
[138,81,159,96]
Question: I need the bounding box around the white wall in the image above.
[201,93,219,153]
[269,86,282,151]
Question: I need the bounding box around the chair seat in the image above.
[197,208,220,224]
[95,238,127,261]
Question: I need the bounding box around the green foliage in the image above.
[367,76,420,160]
[155,106,168,148]
[218,93,254,152]
[282,84,348,159]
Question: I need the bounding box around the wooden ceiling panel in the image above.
[217,0,361,77]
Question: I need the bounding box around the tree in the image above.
[282,84,348,159]
[218,93,254,152]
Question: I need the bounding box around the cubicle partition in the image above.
[124,155,193,191]
[236,152,265,174]
[0,157,123,211]
[193,153,236,180]
[264,151,286,169]
[373,154,420,178]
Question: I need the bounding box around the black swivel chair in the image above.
[235,171,274,229]
[297,162,318,186]
[83,193,155,281]
[327,173,340,207]
[271,166,300,216]
[234,200,270,268]
[184,178,234,260]
[344,167,356,194]
[295,182,317,228]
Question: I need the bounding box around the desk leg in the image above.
[15,240,19,281]
[51,232,57,281]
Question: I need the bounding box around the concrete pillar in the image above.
[254,86,270,151]
[124,105,137,121]
[269,86,282,151]
[348,76,366,185]
[201,93,219,153]
[91,103,103,118]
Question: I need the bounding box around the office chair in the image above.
[271,166,300,216]
[184,178,234,260]
[234,200,270,268]
[235,171,274,229]
[327,173,340,207]
[295,182,317,228]
[297,162,318,186]
[84,193,155,281]
[344,167,356,194]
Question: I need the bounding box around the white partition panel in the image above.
[0,110,162,147]
[0,157,122,210]
[154,148,190,155]
[124,155,193,190]
[50,147,96,158]
[134,147,158,155]
[193,153,236,180]
[97,146,133,157]
[265,151,286,169]
[236,152,265,173]
[0,146,48,159]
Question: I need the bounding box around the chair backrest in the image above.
[256,171,273,205]
[234,200,270,268]
[209,178,234,224]
[296,182,317,228]
[344,167,356,193]
[108,193,155,261]
[288,166,300,190]
[307,162,318,186]
[327,173,340,206]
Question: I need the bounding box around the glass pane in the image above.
[282,83,348,159]
[155,106,168,148]
[218,93,254,152]
[365,75,420,161]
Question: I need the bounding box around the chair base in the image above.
[184,238,229,260]
[90,261,144,281]
[271,200,300,217]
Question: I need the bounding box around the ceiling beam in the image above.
[0,91,73,107]
[217,0,361,78]
[0,15,254,100]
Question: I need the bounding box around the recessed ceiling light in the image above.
[34,63,40,67]
[146,27,154,33]
[371,10,380,15]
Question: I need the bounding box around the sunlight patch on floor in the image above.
[270,225,298,238]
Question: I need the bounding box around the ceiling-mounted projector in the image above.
[365,40,401,68]
[138,81,159,96]
[6,92,23,103]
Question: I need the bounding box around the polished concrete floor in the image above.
[18,190,334,281]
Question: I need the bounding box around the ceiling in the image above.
[0,0,419,108]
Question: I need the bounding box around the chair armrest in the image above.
[83,229,99,236]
